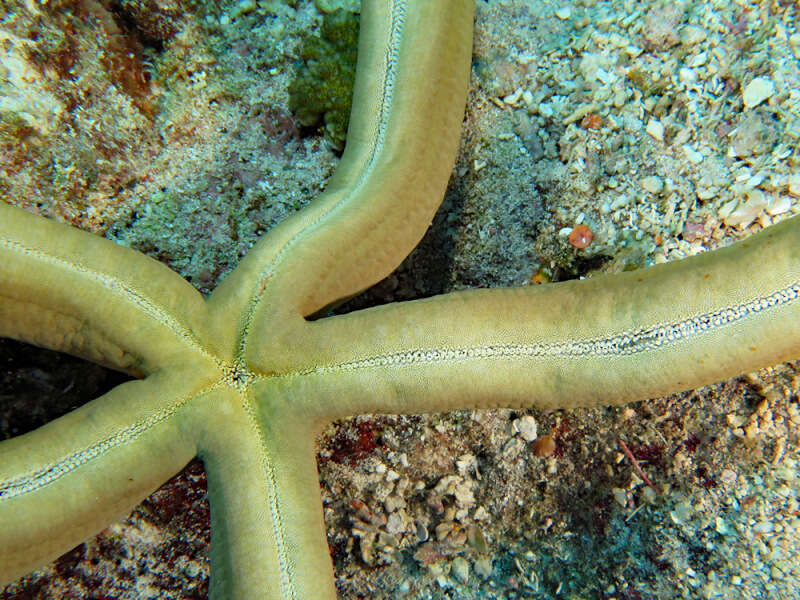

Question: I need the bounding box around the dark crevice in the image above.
[0,338,132,441]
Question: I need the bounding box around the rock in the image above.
[384,494,406,513]
[473,506,490,521]
[453,480,475,508]
[502,437,525,459]
[229,0,256,18]
[435,521,454,541]
[386,511,407,535]
[724,189,768,229]
[753,520,774,534]
[513,415,538,442]
[641,175,664,195]
[690,51,707,67]
[643,4,683,49]
[669,500,693,524]
[718,198,739,220]
[646,119,664,142]
[788,174,800,198]
[451,557,470,585]
[683,144,704,164]
[720,469,738,485]
[467,524,489,554]
[503,87,523,105]
[522,89,534,106]
[555,6,571,20]
[742,77,775,109]
[455,454,477,474]
[432,475,475,509]
[683,221,706,242]
[474,556,493,579]
[678,67,698,84]
[681,25,707,46]
[414,520,429,542]
[731,113,777,157]
[433,475,458,496]
[712,517,729,537]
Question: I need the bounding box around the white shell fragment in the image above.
[724,189,768,229]
[646,119,665,142]
[555,6,572,20]
[788,174,800,198]
[742,77,775,109]
[513,415,538,442]
[766,195,792,216]
[641,175,664,195]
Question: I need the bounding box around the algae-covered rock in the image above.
[314,0,359,13]
[288,9,359,151]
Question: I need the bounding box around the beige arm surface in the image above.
[1,0,798,598]
[0,371,204,584]
[208,0,475,365]
[0,203,211,375]
[293,214,800,417]
[189,384,338,600]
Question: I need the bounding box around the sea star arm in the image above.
[3,0,798,596]
[190,383,338,600]
[0,370,209,584]
[300,214,800,417]
[0,202,210,375]
[206,0,474,363]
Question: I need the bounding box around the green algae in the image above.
[288,9,359,151]
[314,0,359,13]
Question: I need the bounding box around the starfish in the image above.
[1,1,799,599]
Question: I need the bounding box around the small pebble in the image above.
[474,557,493,579]
[678,67,697,84]
[720,469,738,485]
[689,52,707,67]
[646,119,664,142]
[555,6,572,20]
[753,520,774,534]
[681,25,707,45]
[742,77,775,109]
[229,0,256,18]
[724,189,768,229]
[522,89,534,106]
[718,198,738,220]
[683,144,703,164]
[386,512,405,534]
[683,221,705,242]
[788,174,800,198]
[451,557,471,584]
[504,87,523,105]
[514,415,538,442]
[715,517,729,535]
[641,175,664,195]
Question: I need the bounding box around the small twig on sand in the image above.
[618,437,661,496]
